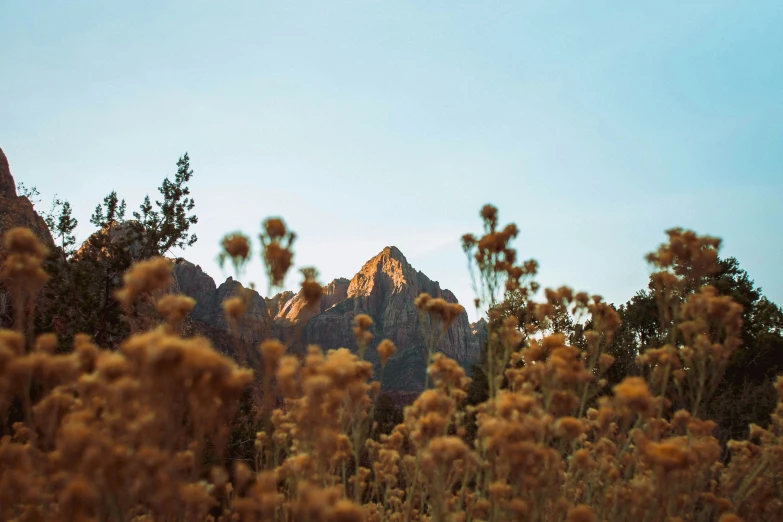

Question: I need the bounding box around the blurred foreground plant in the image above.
[1,201,782,521]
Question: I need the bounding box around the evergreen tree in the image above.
[132,153,198,259]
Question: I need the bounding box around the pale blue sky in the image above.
[2,1,781,321]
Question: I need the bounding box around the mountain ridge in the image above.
[171,244,483,391]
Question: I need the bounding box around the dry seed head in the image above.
[223,296,246,323]
[614,376,655,416]
[263,217,287,240]
[4,227,48,258]
[352,314,374,347]
[377,339,396,366]
[637,434,693,472]
[156,294,196,330]
[0,330,25,355]
[221,232,251,261]
[263,242,294,287]
[555,416,586,442]
[480,204,498,225]
[1,227,50,292]
[415,292,465,330]
[566,504,596,522]
[598,353,616,372]
[260,339,286,362]
[428,435,473,468]
[414,292,431,311]
[115,257,173,313]
[647,228,722,282]
[355,311,373,328]
[300,267,323,308]
[331,499,366,522]
[34,333,58,354]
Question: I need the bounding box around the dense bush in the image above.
[1,202,782,521]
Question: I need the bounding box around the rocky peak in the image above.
[0,148,17,197]
[265,291,296,318]
[168,245,483,393]
[348,246,420,305]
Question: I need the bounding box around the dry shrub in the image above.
[1,208,782,522]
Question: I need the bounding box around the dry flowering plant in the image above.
[0,199,781,522]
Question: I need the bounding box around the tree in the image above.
[603,290,660,387]
[44,198,78,255]
[132,153,198,259]
[608,256,783,446]
[36,154,198,349]
[90,190,126,229]
[16,182,41,206]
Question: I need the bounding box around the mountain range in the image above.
[172,245,485,391]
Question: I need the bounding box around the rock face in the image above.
[0,148,16,197]
[0,147,54,250]
[300,247,480,390]
[172,246,482,392]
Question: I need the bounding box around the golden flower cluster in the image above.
[259,217,296,290]
[219,231,252,276]
[300,267,323,309]
[114,256,173,314]
[414,292,465,331]
[0,228,50,332]
[377,339,396,367]
[352,313,374,358]
[156,293,196,333]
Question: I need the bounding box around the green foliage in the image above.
[16,181,41,205]
[90,190,127,228]
[132,153,198,259]
[44,198,78,254]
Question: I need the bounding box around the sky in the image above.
[1,1,781,321]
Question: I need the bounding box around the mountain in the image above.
[172,246,483,392]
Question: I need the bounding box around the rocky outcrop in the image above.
[0,148,16,197]
[471,318,488,352]
[172,260,272,342]
[322,278,350,310]
[0,147,54,250]
[171,258,219,321]
[171,246,482,392]
[264,291,295,319]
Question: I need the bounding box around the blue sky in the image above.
[2,1,781,321]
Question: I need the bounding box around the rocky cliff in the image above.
[171,247,483,391]
[299,247,479,390]
[0,147,54,250]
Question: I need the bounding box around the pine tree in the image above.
[132,153,198,259]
